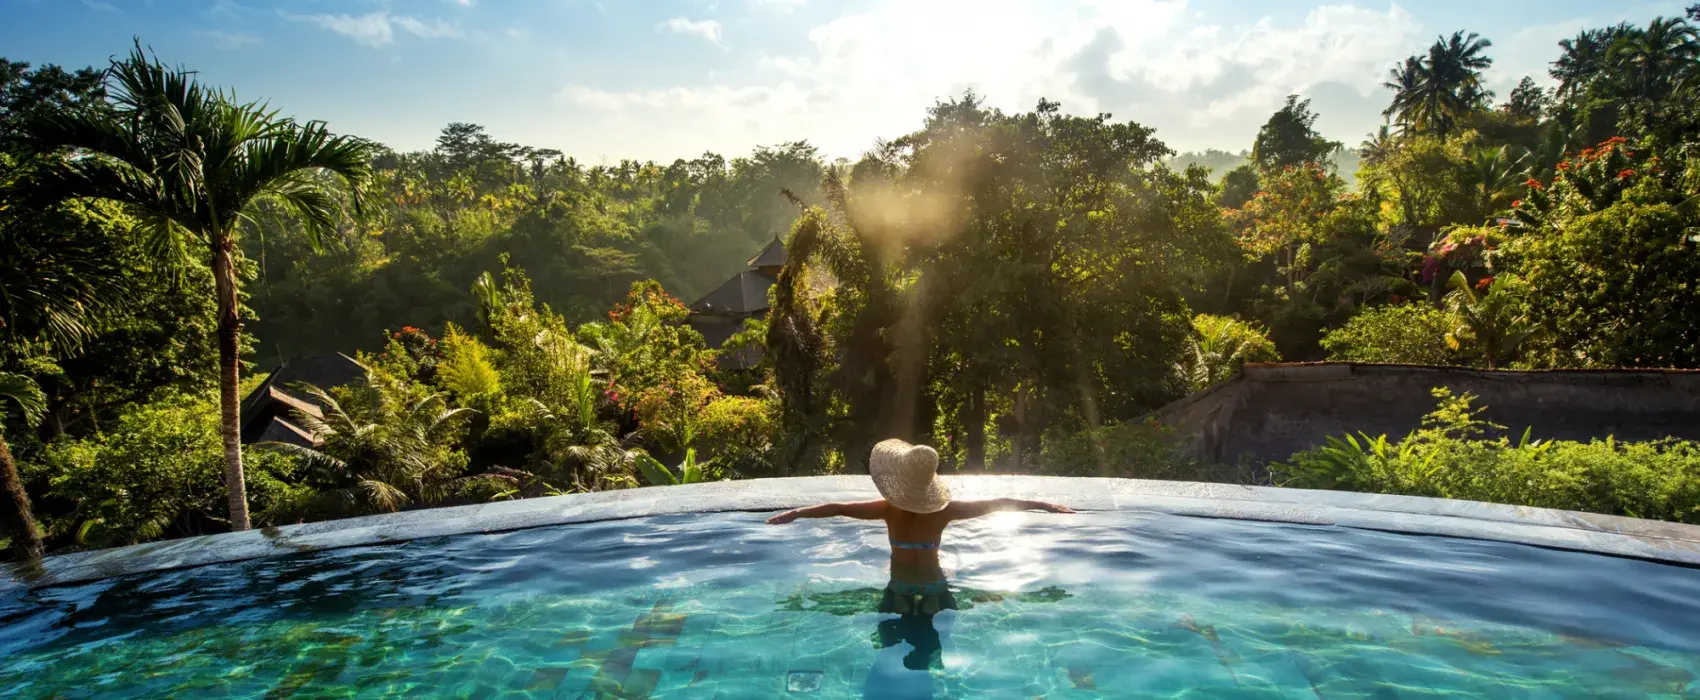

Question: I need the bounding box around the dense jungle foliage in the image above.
[7,8,1700,557]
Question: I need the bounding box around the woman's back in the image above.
[884,505,951,581]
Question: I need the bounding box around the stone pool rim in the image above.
[6,475,1700,595]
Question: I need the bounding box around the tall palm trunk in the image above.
[212,238,250,531]
[1,434,44,560]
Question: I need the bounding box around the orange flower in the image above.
[1511,200,1523,208]
[1617,169,1635,180]
[1525,178,1543,190]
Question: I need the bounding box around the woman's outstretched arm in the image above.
[947,498,1075,521]
[766,500,888,524]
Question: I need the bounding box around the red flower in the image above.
[1580,148,1596,159]
[1617,169,1635,180]
[1511,200,1523,208]
[1557,162,1570,172]
[1390,294,1403,304]
[1525,178,1543,190]
[1475,277,1493,291]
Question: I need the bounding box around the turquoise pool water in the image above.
[2,510,1699,698]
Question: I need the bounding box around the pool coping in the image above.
[6,476,1700,595]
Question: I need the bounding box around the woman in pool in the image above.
[766,438,1074,618]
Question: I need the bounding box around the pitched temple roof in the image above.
[690,238,788,317]
[746,237,787,270]
[239,353,367,447]
[690,270,777,316]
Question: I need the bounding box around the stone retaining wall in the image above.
[1150,363,1700,466]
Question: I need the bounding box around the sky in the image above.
[0,0,1690,163]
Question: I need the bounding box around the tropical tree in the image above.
[0,164,124,559]
[1502,77,1548,121]
[1385,32,1495,137]
[0,372,46,559]
[1553,25,1635,100]
[19,44,373,530]
[1504,141,1700,367]
[1608,17,1699,103]
[1251,95,1341,170]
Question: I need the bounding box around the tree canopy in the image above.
[8,10,1700,556]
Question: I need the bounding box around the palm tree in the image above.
[1553,26,1630,99]
[1609,17,1700,102]
[1382,57,1428,131]
[1428,31,1495,104]
[0,177,123,559]
[0,373,47,560]
[22,43,373,530]
[766,172,904,475]
[1385,32,1494,138]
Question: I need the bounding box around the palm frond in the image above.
[0,372,47,427]
[260,440,349,473]
[634,452,679,486]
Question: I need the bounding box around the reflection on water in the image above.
[1,511,1699,698]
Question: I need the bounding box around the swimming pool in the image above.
[3,478,1700,698]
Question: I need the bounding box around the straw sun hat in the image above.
[870,439,952,514]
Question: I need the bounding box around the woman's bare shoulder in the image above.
[837,499,890,520]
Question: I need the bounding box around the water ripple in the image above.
[1,510,1698,698]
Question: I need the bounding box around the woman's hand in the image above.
[1041,502,1076,514]
[766,510,800,525]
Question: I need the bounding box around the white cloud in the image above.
[289,11,394,47]
[447,0,477,6]
[286,11,462,47]
[558,1,1437,159]
[753,0,806,9]
[394,15,464,39]
[656,17,724,46]
[199,29,262,50]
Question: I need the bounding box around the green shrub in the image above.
[437,322,502,399]
[694,396,776,477]
[1320,303,1460,365]
[1273,388,1700,523]
[27,392,297,548]
[1039,418,1216,481]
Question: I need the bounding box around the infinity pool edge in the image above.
[6,476,1700,594]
